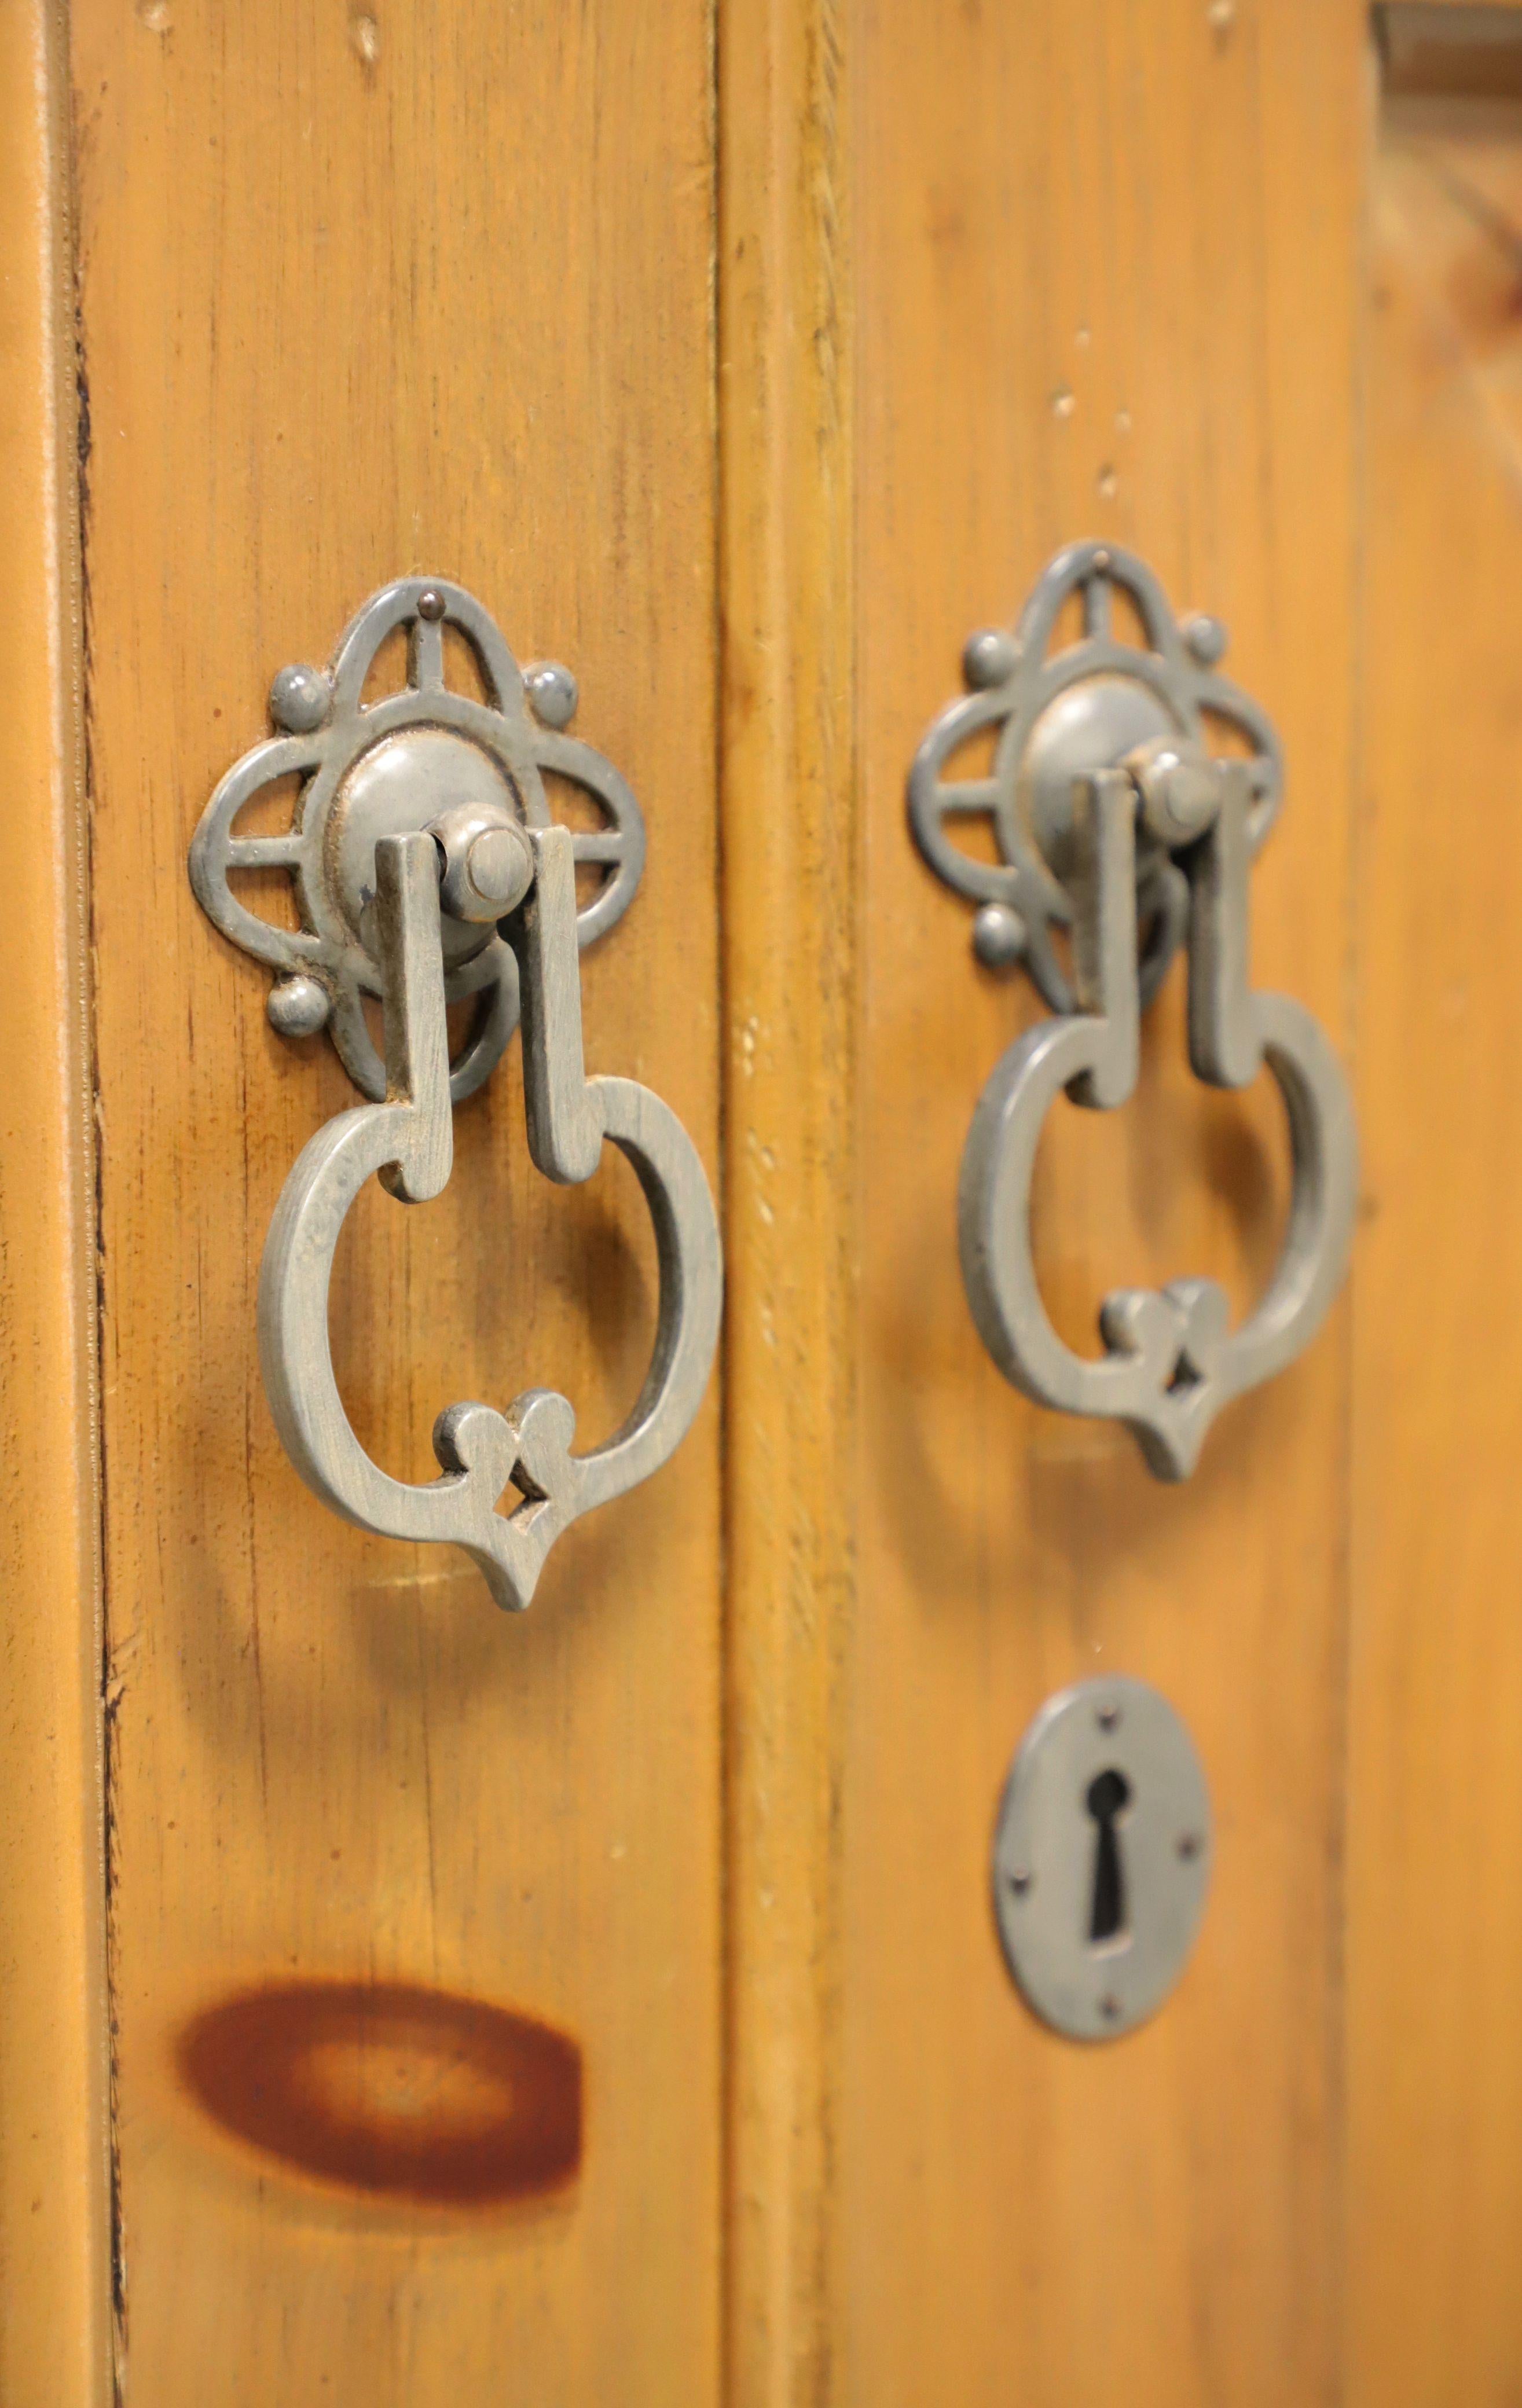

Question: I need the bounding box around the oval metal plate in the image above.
[991,1676,1211,2042]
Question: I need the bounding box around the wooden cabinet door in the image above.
[8,4,724,2404]
[831,4,1522,2403]
[6,3,1522,2405]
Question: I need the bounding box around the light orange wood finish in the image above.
[0,4,111,2403]
[717,0,856,2397]
[72,5,721,2401]
[1347,88,1522,2408]
[843,3,1362,2402]
[17,6,1522,2402]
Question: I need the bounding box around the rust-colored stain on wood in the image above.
[176,1983,582,2207]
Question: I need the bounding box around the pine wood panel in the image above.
[1347,86,1522,2408]
[72,5,721,2402]
[717,0,856,2395]
[844,3,1363,2402]
[0,5,110,2402]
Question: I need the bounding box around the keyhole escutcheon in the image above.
[993,1676,1211,2041]
[1085,1767,1132,1945]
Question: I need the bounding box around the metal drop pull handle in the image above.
[909,541,1356,1477]
[190,576,721,1609]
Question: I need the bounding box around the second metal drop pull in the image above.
[191,577,721,1610]
[910,542,1356,1477]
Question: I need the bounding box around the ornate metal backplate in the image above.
[190,574,645,1100]
[909,538,1282,1011]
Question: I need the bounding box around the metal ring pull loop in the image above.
[192,579,721,1607]
[911,543,1356,1477]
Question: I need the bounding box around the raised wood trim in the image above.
[0,2,111,2399]
[718,0,857,2396]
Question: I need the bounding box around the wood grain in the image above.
[843,2,1362,2401]
[0,3,111,2402]
[46,8,1522,2402]
[1346,89,1522,2408]
[72,4,721,2400]
[717,0,856,2396]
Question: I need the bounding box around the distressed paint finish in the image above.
[72,3,721,2401]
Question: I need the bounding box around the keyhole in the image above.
[1085,1767,1132,1946]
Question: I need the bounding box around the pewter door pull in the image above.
[909,541,1355,1477]
[190,577,722,1609]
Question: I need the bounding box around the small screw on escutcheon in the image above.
[1007,1869,1033,1899]
[416,586,447,623]
[1099,1993,1122,2022]
[1176,1831,1202,1862]
[1096,1703,1121,1734]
